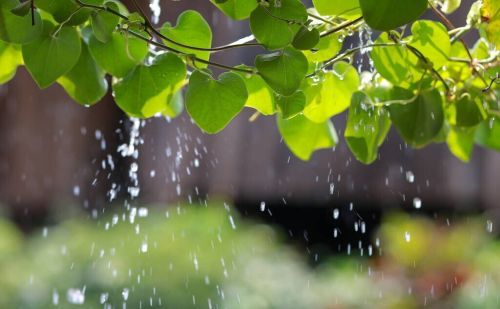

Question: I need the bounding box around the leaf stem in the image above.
[428,1,488,87]
[123,28,256,74]
[320,17,363,38]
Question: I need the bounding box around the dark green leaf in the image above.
[250,0,307,50]
[36,0,97,25]
[10,1,30,16]
[58,41,108,105]
[113,52,187,118]
[255,47,308,96]
[387,88,444,147]
[22,22,81,88]
[186,70,248,134]
[91,1,120,43]
[448,95,487,127]
[88,31,149,78]
[360,0,428,31]
[276,91,306,119]
[292,26,320,50]
[0,0,42,43]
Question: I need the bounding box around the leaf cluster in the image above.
[0,0,498,162]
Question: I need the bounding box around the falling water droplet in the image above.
[413,197,422,209]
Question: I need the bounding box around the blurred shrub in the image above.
[0,206,498,308]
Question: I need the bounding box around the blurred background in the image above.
[1,0,500,308]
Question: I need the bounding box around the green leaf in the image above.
[113,52,187,118]
[447,95,487,127]
[88,31,149,78]
[236,67,276,115]
[57,41,107,105]
[446,126,476,162]
[0,40,22,84]
[249,0,307,50]
[163,89,184,119]
[292,26,320,50]
[36,0,97,25]
[22,22,81,88]
[303,62,360,123]
[160,10,212,68]
[255,47,308,96]
[186,70,248,134]
[410,20,451,68]
[10,1,30,16]
[209,0,258,20]
[0,0,42,43]
[475,118,500,150]
[345,91,391,164]
[312,0,361,18]
[275,91,306,119]
[370,33,419,85]
[303,34,341,63]
[277,114,338,161]
[360,0,428,31]
[387,88,444,147]
[91,1,120,43]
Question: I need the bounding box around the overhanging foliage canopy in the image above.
[0,0,498,162]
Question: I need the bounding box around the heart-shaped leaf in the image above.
[277,114,338,161]
[113,52,187,118]
[186,70,248,134]
[255,47,308,96]
[58,41,108,105]
[91,1,120,43]
[250,0,308,50]
[360,0,428,31]
[276,91,305,119]
[209,0,258,20]
[387,88,444,147]
[0,0,42,44]
[410,20,451,68]
[160,10,212,68]
[22,21,81,88]
[292,26,320,50]
[36,0,97,26]
[88,31,149,78]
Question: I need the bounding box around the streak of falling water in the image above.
[117,118,143,202]
[149,0,161,24]
[357,25,374,73]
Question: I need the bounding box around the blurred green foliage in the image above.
[0,205,499,308]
